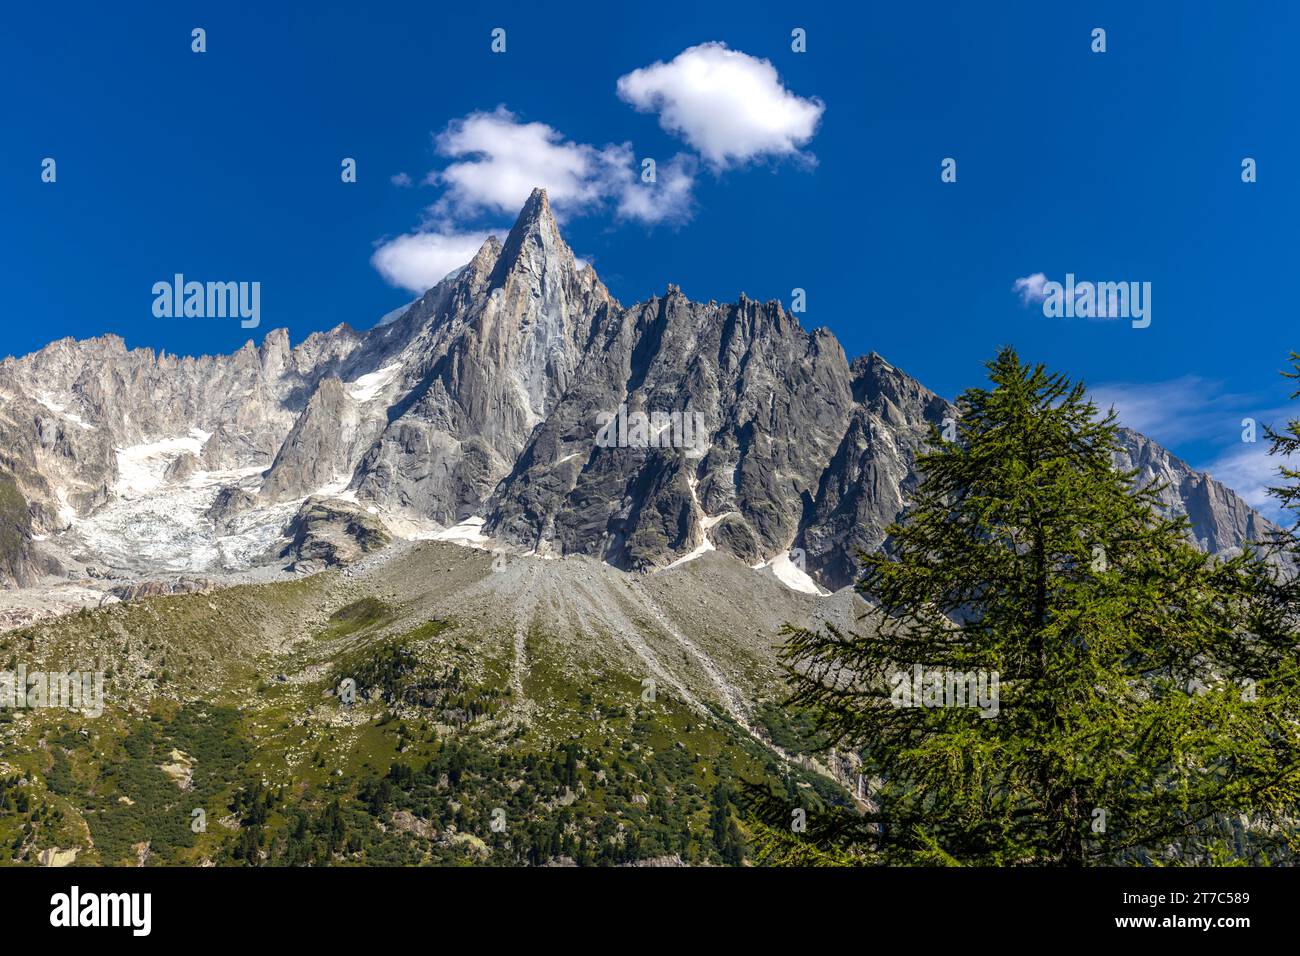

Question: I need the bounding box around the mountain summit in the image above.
[0,191,1274,595]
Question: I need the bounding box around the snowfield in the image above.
[346,363,402,403]
[114,430,211,498]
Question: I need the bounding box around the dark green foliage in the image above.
[750,348,1300,866]
[316,598,393,640]
[756,701,827,756]
[328,625,503,723]
[85,704,250,865]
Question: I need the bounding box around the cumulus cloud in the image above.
[616,42,824,168]
[1013,273,1049,304]
[421,107,697,227]
[370,228,502,295]
[370,45,830,288]
[430,107,635,220]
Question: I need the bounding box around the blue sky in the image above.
[3,1,1298,512]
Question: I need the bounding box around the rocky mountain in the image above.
[0,188,1277,596]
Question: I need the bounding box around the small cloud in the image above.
[414,107,698,230]
[390,172,413,187]
[1012,273,1145,321]
[616,154,697,225]
[616,42,824,169]
[1013,273,1048,305]
[370,228,502,295]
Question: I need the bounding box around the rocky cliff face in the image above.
[1113,426,1274,557]
[0,188,1279,591]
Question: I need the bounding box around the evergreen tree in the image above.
[748,348,1300,865]
[1264,352,1300,558]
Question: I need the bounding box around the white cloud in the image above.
[616,154,697,225]
[616,42,824,168]
[370,228,501,295]
[430,107,634,220]
[370,48,826,286]
[1013,273,1048,304]
[421,107,697,228]
[1091,376,1224,445]
[1090,376,1292,447]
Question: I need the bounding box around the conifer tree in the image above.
[748,348,1300,865]
[1264,352,1300,557]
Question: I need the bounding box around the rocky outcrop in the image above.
[0,476,39,587]
[104,576,221,605]
[350,189,615,525]
[164,451,201,483]
[1113,427,1275,557]
[798,354,953,588]
[260,378,365,503]
[280,497,391,573]
[205,486,258,527]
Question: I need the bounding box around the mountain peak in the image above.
[519,186,551,222]
[500,188,559,250]
[491,187,582,290]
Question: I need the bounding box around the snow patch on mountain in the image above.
[666,535,715,569]
[757,551,830,596]
[433,516,492,549]
[375,300,417,328]
[69,463,273,572]
[346,363,402,403]
[37,394,96,431]
[114,430,211,498]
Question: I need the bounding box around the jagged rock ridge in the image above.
[0,189,1276,591]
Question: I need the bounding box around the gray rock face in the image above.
[798,354,953,589]
[164,451,201,483]
[1113,427,1275,557]
[280,497,391,573]
[0,475,40,587]
[205,486,258,528]
[482,286,861,573]
[0,188,1281,590]
[104,576,220,605]
[260,377,364,503]
[350,190,615,524]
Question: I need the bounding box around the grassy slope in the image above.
[0,558,846,866]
